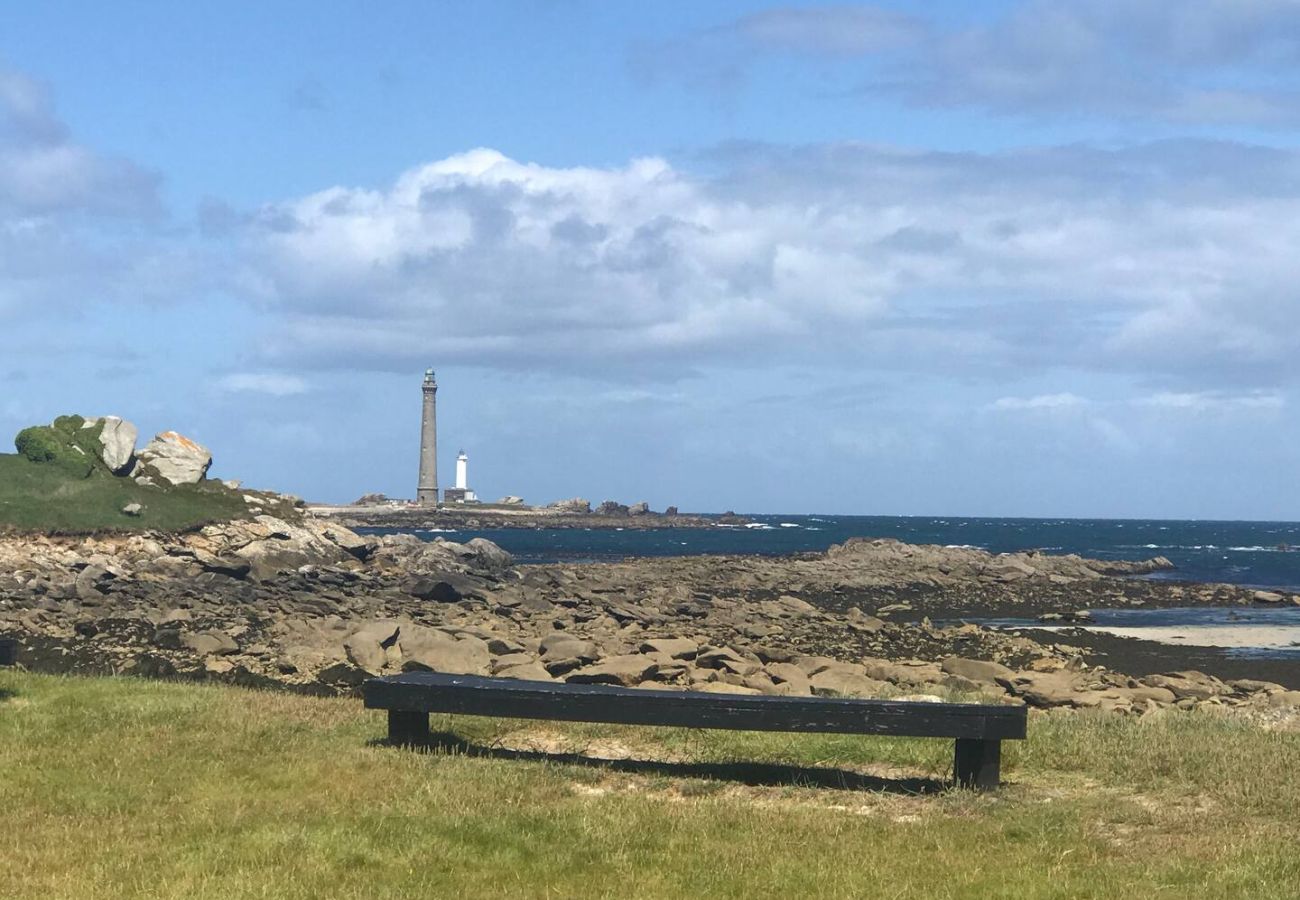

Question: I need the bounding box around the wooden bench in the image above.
[0,638,15,667]
[364,672,1027,790]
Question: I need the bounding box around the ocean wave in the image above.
[779,523,800,528]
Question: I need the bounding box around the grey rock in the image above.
[548,498,591,514]
[399,627,490,675]
[566,654,656,686]
[638,637,699,659]
[940,657,1015,685]
[135,431,212,485]
[182,630,239,656]
[121,503,143,517]
[84,416,138,473]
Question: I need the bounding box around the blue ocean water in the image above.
[359,515,1300,591]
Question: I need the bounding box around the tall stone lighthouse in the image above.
[416,368,438,505]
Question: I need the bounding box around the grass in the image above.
[0,453,250,532]
[2,671,1300,898]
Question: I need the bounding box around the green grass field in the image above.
[0,454,249,533]
[2,670,1298,898]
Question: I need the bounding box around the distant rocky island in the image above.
[312,495,751,530]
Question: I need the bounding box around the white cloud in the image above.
[991,393,1089,411]
[234,142,1300,388]
[214,373,310,397]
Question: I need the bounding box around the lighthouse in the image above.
[416,369,438,504]
[445,449,477,503]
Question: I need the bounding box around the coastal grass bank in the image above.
[2,671,1299,898]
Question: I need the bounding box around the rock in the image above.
[399,627,490,675]
[539,634,600,674]
[694,682,762,695]
[809,668,887,698]
[405,576,470,604]
[495,662,554,682]
[539,633,599,661]
[1143,671,1229,702]
[318,524,374,560]
[1267,691,1300,708]
[595,501,630,516]
[941,657,1015,685]
[84,416,138,473]
[1253,590,1286,604]
[997,671,1094,708]
[566,654,656,686]
[343,620,401,674]
[1230,679,1287,695]
[696,646,760,676]
[498,496,525,506]
[121,503,143,517]
[463,538,513,573]
[765,662,812,695]
[664,506,679,516]
[135,431,212,485]
[845,607,885,633]
[638,637,699,659]
[548,498,591,514]
[182,630,239,656]
[628,502,650,516]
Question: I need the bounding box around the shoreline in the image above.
[308,504,745,531]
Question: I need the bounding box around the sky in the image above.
[2,1,1299,519]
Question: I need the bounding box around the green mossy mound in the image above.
[13,415,107,476]
[2,415,249,534]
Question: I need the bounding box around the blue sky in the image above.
[3,1,1299,518]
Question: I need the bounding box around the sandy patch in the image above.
[1036,624,1300,649]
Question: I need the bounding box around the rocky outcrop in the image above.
[134,431,212,486]
[548,498,592,514]
[83,416,138,474]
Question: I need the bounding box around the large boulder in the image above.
[135,431,212,485]
[399,627,490,675]
[82,416,138,474]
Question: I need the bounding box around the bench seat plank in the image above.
[365,672,1027,741]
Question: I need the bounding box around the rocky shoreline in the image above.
[2,519,1298,717]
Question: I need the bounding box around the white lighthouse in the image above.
[445,449,477,503]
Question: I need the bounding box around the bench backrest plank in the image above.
[364,672,1027,741]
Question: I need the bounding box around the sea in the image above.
[360,515,1300,591]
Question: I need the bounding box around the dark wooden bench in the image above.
[0,638,15,667]
[364,672,1027,789]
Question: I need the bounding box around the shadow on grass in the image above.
[372,731,948,795]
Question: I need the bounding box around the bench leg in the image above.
[388,710,429,746]
[954,738,1002,790]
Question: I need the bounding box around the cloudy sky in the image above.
[3,1,1298,518]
